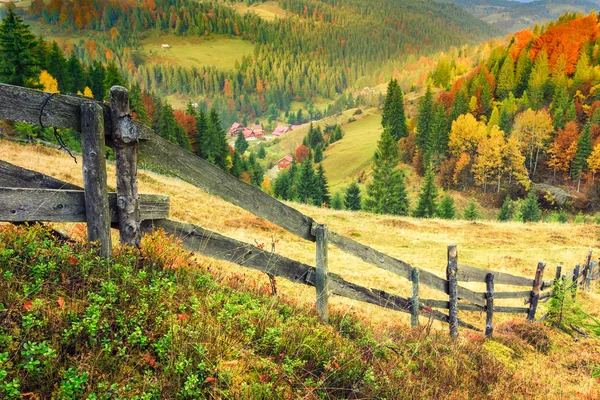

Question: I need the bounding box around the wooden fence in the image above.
[0,83,598,337]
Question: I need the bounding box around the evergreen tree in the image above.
[499,107,512,135]
[463,201,481,221]
[331,191,344,210]
[497,194,513,221]
[296,158,317,204]
[231,151,243,177]
[195,108,208,158]
[204,108,229,169]
[515,47,533,98]
[235,131,249,154]
[520,191,541,222]
[66,52,85,94]
[365,129,409,215]
[89,61,106,101]
[129,83,149,125]
[496,56,515,100]
[273,169,291,200]
[414,169,438,218]
[428,102,449,164]
[314,164,330,206]
[381,79,407,141]
[104,62,125,97]
[313,145,323,163]
[158,100,191,150]
[527,49,550,110]
[45,42,68,92]
[449,91,469,123]
[572,123,593,191]
[0,7,41,88]
[436,195,456,219]
[416,86,434,153]
[257,144,266,159]
[344,181,362,211]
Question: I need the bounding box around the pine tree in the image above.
[496,56,515,100]
[365,129,409,215]
[296,158,317,204]
[89,61,106,101]
[314,164,330,206]
[129,83,149,125]
[231,151,243,177]
[158,101,191,150]
[416,86,434,153]
[572,123,593,192]
[331,191,344,210]
[382,79,407,141]
[520,191,541,222]
[527,49,550,110]
[515,48,533,98]
[414,169,438,218]
[313,145,323,163]
[195,108,208,158]
[450,91,469,124]
[497,195,513,221]
[463,201,481,221]
[344,181,362,211]
[104,62,125,98]
[0,7,41,88]
[436,195,456,219]
[427,102,449,165]
[499,107,512,135]
[204,108,229,170]
[257,144,266,159]
[235,131,249,154]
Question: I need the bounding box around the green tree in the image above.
[0,7,41,88]
[463,201,481,221]
[572,123,593,192]
[450,91,469,124]
[381,79,407,141]
[203,108,229,170]
[195,108,208,158]
[235,131,249,154]
[344,181,362,211]
[427,102,449,165]
[296,158,317,204]
[527,49,550,110]
[104,62,126,98]
[496,56,515,100]
[497,195,513,221]
[257,144,266,159]
[313,145,324,163]
[314,164,330,206]
[520,191,541,222]
[365,129,409,215]
[416,86,434,153]
[331,191,344,210]
[436,195,456,219]
[414,169,438,218]
[157,100,191,151]
[515,47,533,98]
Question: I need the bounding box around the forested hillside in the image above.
[16,0,496,125]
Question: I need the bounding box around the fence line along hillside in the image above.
[0,83,598,337]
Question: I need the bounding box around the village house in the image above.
[228,122,244,138]
[273,125,291,137]
[278,155,293,170]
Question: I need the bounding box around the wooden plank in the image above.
[411,268,419,328]
[457,263,534,287]
[328,232,486,307]
[141,219,482,331]
[485,273,494,337]
[481,290,532,300]
[0,160,81,190]
[81,102,112,258]
[527,262,546,322]
[110,86,140,247]
[447,244,458,337]
[420,299,528,314]
[0,188,168,222]
[315,224,329,323]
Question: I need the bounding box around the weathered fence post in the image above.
[315,224,329,323]
[555,265,562,281]
[527,262,546,322]
[81,102,112,258]
[584,249,593,292]
[572,264,580,299]
[110,86,140,247]
[485,273,494,337]
[447,244,458,337]
[411,268,419,328]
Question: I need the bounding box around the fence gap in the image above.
[110,86,140,247]
[447,244,458,337]
[315,224,329,323]
[80,102,112,258]
[527,262,546,322]
[485,273,494,337]
[411,268,419,328]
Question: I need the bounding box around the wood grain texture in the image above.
[81,102,112,258]
[0,188,168,222]
[315,224,330,323]
[0,159,81,190]
[485,273,494,337]
[527,262,546,322]
[411,268,419,328]
[447,244,459,337]
[457,263,534,287]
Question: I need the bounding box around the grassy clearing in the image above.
[232,1,288,21]
[2,139,600,396]
[138,34,255,71]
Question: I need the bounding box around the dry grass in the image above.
[2,139,600,397]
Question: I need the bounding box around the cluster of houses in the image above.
[228,122,308,141]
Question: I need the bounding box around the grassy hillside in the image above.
[2,139,600,397]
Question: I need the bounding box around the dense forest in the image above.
[15,0,496,125]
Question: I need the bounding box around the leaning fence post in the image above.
[485,273,494,337]
[81,102,112,258]
[447,244,458,337]
[584,249,593,292]
[110,86,140,247]
[527,262,546,322]
[315,224,329,323]
[572,264,580,299]
[411,268,419,328]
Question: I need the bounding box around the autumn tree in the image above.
[587,143,600,184]
[39,70,58,92]
[511,109,553,179]
[527,49,550,110]
[295,145,310,163]
[472,125,506,192]
[546,121,578,179]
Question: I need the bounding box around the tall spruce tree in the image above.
[344,181,362,211]
[381,79,407,141]
[427,102,449,165]
[331,191,344,210]
[414,169,438,218]
[205,108,229,170]
[572,123,593,192]
[296,158,317,204]
[416,86,434,153]
[436,195,456,219]
[314,164,330,206]
[104,62,125,97]
[235,131,249,154]
[496,56,515,100]
[195,108,208,158]
[450,91,469,124]
[365,129,409,215]
[0,7,41,88]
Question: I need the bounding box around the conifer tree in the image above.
[89,61,106,101]
[344,181,362,211]
[204,108,229,170]
[231,151,243,177]
[496,56,515,100]
[527,50,550,110]
[273,169,291,200]
[463,201,481,221]
[257,144,266,159]
[365,129,409,215]
[296,158,317,204]
[0,7,41,88]
[450,91,469,124]
[414,169,438,218]
[104,62,125,97]
[520,191,541,222]
[436,195,456,219]
[499,107,512,135]
[497,195,513,221]
[331,191,344,210]
[158,101,191,151]
[313,145,324,163]
[382,79,407,141]
[195,108,208,158]
[427,102,449,165]
[235,131,249,154]
[515,48,533,98]
[314,164,330,206]
[416,86,434,153]
[572,123,592,192]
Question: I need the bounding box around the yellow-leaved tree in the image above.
[39,70,58,93]
[449,113,487,157]
[472,125,505,192]
[587,143,600,184]
[261,176,272,195]
[511,109,553,180]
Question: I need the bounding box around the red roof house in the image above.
[273,125,291,137]
[278,155,293,170]
[229,122,244,138]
